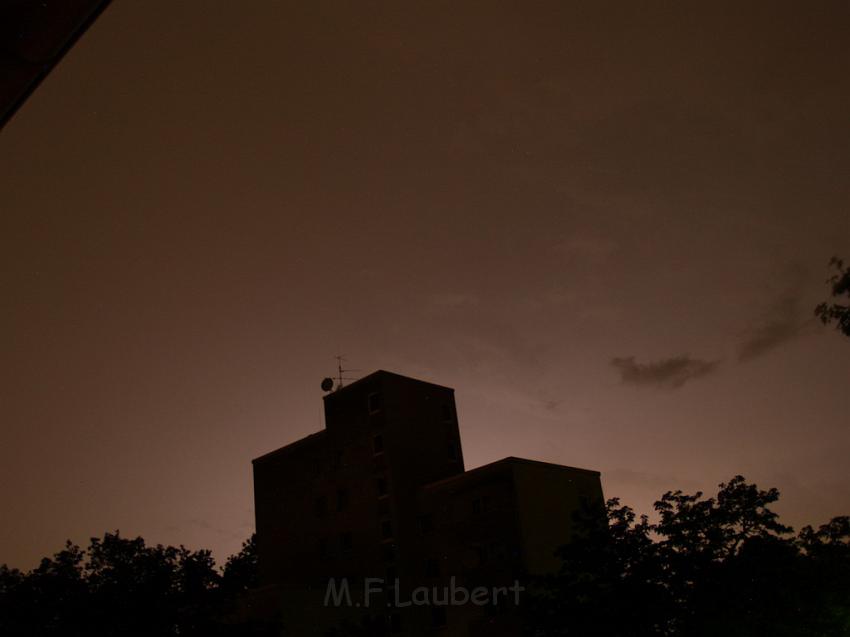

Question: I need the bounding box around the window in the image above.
[441,403,454,422]
[373,434,384,455]
[425,557,440,577]
[376,476,388,497]
[430,606,447,628]
[476,544,488,566]
[417,513,433,534]
[380,519,393,540]
[472,496,489,516]
[382,544,397,563]
[368,392,383,414]
[337,488,349,512]
[447,440,458,462]
[315,495,327,517]
[340,531,353,553]
[491,541,507,561]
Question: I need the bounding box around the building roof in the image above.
[421,456,600,492]
[252,429,328,465]
[322,369,455,400]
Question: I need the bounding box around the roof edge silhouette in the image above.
[252,430,328,465]
[322,369,455,399]
[421,456,600,491]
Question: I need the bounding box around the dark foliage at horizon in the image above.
[0,533,269,637]
[3,478,848,636]
[815,256,850,338]
[527,476,850,636]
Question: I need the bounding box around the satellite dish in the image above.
[321,377,334,392]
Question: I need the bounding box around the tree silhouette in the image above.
[526,497,669,637]
[528,477,850,637]
[0,531,265,637]
[815,257,850,337]
[4,491,848,636]
[797,517,850,634]
[220,534,257,596]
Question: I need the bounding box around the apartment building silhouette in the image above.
[251,370,603,636]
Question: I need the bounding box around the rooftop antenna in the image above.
[321,355,360,392]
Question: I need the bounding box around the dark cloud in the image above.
[737,292,808,362]
[542,399,563,411]
[611,355,720,389]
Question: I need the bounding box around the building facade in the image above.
[252,370,603,636]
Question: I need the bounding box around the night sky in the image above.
[2,1,848,569]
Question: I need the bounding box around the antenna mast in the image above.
[333,355,360,390]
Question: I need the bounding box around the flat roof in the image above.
[322,369,455,400]
[254,371,454,465]
[252,430,328,465]
[421,456,600,491]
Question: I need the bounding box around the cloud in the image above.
[737,293,808,361]
[542,399,563,411]
[611,355,720,389]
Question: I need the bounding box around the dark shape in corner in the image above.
[0,1,112,129]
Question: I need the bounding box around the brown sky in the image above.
[2,1,849,569]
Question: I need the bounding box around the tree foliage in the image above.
[815,256,850,337]
[220,534,258,596]
[4,483,848,636]
[0,532,264,637]
[528,477,850,637]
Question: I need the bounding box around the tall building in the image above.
[251,370,603,636]
[0,1,112,129]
